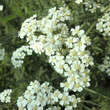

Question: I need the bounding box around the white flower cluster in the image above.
[98,56,110,76]
[64,0,83,4]
[83,1,101,13]
[18,15,37,40]
[17,80,80,110]
[60,26,93,92]
[75,0,83,4]
[18,6,72,56]
[16,6,93,109]
[11,46,33,68]
[0,5,3,11]
[0,48,5,61]
[96,11,110,36]
[64,0,102,12]
[0,89,12,103]
[18,6,93,92]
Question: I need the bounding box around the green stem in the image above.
[103,4,110,12]
[79,103,91,110]
[85,88,110,100]
[86,21,97,35]
[82,100,101,107]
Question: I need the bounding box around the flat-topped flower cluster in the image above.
[75,0,83,4]
[63,0,83,4]
[83,0,101,13]
[17,80,80,110]
[0,89,12,103]
[65,0,107,13]
[11,6,93,109]
[96,10,110,36]
[99,56,110,76]
[11,46,33,68]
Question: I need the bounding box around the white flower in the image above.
[65,106,73,110]
[81,35,91,45]
[67,76,75,89]
[96,21,103,32]
[54,60,65,74]
[0,5,3,11]
[64,69,74,77]
[48,7,56,17]
[0,89,12,103]
[15,6,94,109]
[17,96,27,108]
[49,56,56,65]
[75,0,83,4]
[96,11,110,36]
[18,15,37,39]
[11,46,33,68]
[30,42,43,54]
[71,96,80,108]
[99,56,110,76]
[64,64,70,72]
[71,26,80,36]
[65,37,74,48]
[0,48,5,61]
[52,90,62,102]
[83,1,101,13]
[60,82,70,91]
[44,46,55,56]
[60,92,70,105]
[74,41,86,51]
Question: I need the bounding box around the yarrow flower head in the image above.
[13,6,94,110]
[83,1,101,13]
[96,11,110,36]
[75,0,83,4]
[98,56,110,76]
[0,89,12,103]
[11,45,33,68]
[17,80,80,110]
[0,5,3,11]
